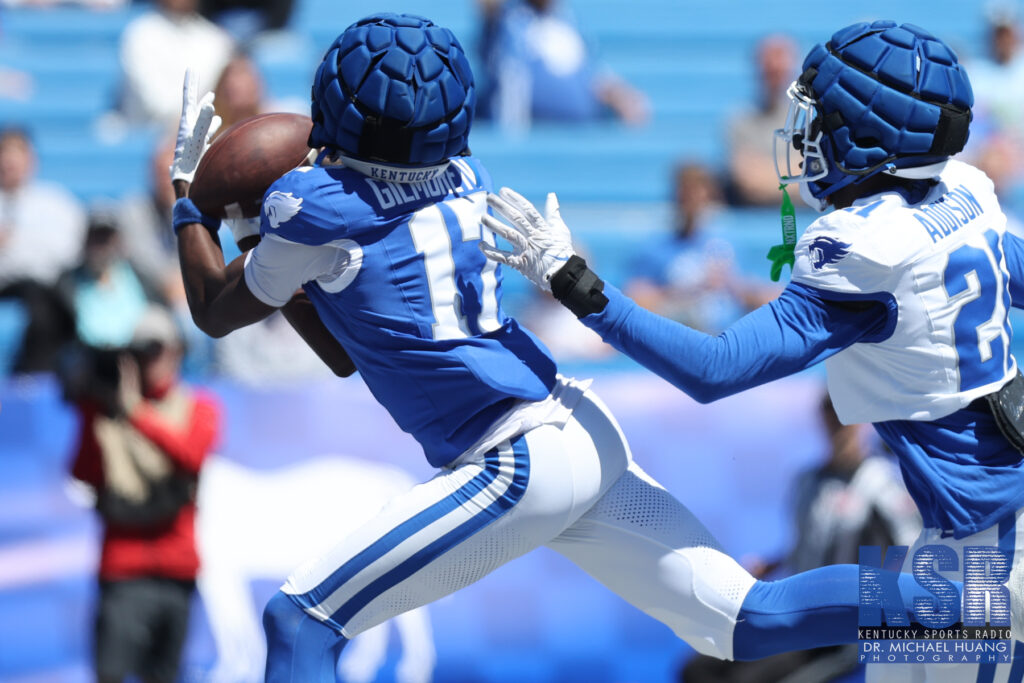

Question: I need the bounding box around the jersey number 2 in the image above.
[943,229,1010,391]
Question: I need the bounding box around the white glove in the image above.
[169,68,222,184]
[224,216,260,245]
[480,187,575,292]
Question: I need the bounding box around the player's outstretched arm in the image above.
[170,70,277,338]
[172,186,277,338]
[483,186,889,401]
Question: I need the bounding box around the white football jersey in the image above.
[792,161,1016,424]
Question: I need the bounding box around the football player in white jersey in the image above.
[169,14,942,682]
[485,20,1024,683]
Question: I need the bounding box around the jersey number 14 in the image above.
[409,192,503,340]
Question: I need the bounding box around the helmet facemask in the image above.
[774,81,829,187]
[775,80,841,211]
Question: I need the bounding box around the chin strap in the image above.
[883,160,949,180]
[767,185,798,282]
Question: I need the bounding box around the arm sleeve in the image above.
[128,392,220,476]
[579,282,890,403]
[243,234,341,307]
[1003,232,1024,308]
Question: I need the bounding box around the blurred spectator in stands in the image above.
[680,393,920,683]
[116,136,185,307]
[624,163,775,334]
[967,4,1024,147]
[724,34,799,207]
[480,0,649,131]
[0,66,32,102]
[0,0,125,7]
[199,0,294,44]
[115,0,234,129]
[965,4,1024,209]
[969,134,1024,237]
[211,52,306,136]
[212,52,267,133]
[0,3,34,119]
[113,135,221,378]
[69,304,220,683]
[56,209,158,352]
[477,0,503,66]
[773,393,921,575]
[0,127,84,374]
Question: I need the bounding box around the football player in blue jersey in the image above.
[486,19,1024,681]
[169,14,942,682]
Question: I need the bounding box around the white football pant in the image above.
[280,378,757,660]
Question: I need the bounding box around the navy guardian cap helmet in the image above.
[309,13,475,167]
[774,20,973,210]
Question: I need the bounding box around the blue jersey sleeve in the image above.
[581,282,890,402]
[260,167,362,246]
[1003,232,1024,308]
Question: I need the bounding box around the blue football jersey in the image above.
[245,155,557,467]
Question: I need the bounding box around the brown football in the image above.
[190,112,313,219]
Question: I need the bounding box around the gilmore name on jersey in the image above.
[243,155,557,467]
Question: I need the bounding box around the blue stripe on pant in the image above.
[293,435,530,633]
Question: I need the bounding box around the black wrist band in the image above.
[550,255,609,318]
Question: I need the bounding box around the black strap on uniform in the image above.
[550,255,609,318]
[984,369,1024,455]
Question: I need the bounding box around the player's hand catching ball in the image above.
[170,68,222,185]
[481,188,575,292]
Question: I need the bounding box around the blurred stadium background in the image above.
[0,1,1013,681]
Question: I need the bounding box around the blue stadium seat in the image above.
[0,0,991,206]
[1,5,140,42]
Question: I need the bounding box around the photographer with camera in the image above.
[69,303,220,683]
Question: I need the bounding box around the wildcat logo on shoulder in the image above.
[265,191,303,229]
[810,236,851,269]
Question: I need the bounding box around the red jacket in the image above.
[70,388,220,581]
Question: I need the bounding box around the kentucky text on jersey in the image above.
[368,166,446,182]
[366,167,465,210]
[913,185,984,243]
